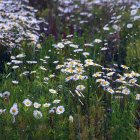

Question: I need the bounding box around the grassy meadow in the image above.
[0,0,140,140]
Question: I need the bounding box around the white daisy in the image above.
[43,103,51,108]
[56,106,65,114]
[49,89,57,94]
[33,102,41,109]
[76,85,86,91]
[23,99,32,107]
[10,103,18,116]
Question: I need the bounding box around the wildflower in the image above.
[43,103,51,108]
[11,60,23,64]
[101,47,108,51]
[134,15,140,21]
[85,59,94,66]
[33,102,41,109]
[33,110,43,119]
[76,85,86,91]
[11,56,16,59]
[23,99,32,107]
[44,77,49,81]
[40,66,47,71]
[107,87,114,94]
[67,68,74,74]
[36,44,41,49]
[106,72,115,77]
[84,43,94,47]
[69,115,73,123]
[10,103,18,116]
[56,65,63,69]
[49,89,57,94]
[83,52,90,57]
[121,65,129,70]
[92,72,102,77]
[12,80,19,85]
[131,71,140,77]
[136,94,140,100]
[96,79,105,83]
[2,91,10,98]
[124,73,133,78]
[49,74,55,78]
[94,39,102,43]
[69,44,79,48]
[53,61,59,64]
[57,42,64,49]
[74,49,83,52]
[66,76,72,82]
[112,24,121,31]
[53,100,61,104]
[72,74,79,81]
[116,77,126,83]
[0,109,6,115]
[56,106,65,114]
[16,54,26,58]
[122,88,130,95]
[131,9,138,16]
[101,80,110,87]
[127,23,133,29]
[44,56,50,59]
[49,107,56,114]
[103,26,109,31]
[75,67,84,74]
[12,66,19,69]
[129,78,137,84]
[26,61,37,64]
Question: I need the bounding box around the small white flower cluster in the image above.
[8,98,65,121]
[0,0,47,47]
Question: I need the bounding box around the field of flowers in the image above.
[0,0,140,140]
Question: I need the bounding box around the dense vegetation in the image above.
[0,0,140,139]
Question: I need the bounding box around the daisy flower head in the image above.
[56,106,65,114]
[107,87,115,94]
[76,85,86,91]
[10,103,18,116]
[131,9,138,16]
[127,23,133,29]
[53,99,61,104]
[92,72,102,77]
[12,80,19,85]
[85,59,94,66]
[56,42,64,49]
[23,99,32,107]
[129,78,137,84]
[33,102,41,109]
[49,89,57,94]
[94,39,102,43]
[101,80,110,87]
[43,103,51,108]
[122,88,130,95]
